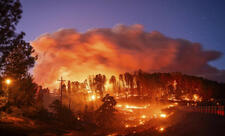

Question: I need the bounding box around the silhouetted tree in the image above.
[109,75,116,93]
[94,74,106,98]
[124,72,132,98]
[72,81,79,93]
[0,0,37,108]
[49,99,75,125]
[119,74,124,96]
[0,0,36,76]
[0,0,22,93]
[96,94,117,127]
[134,70,144,97]
[2,35,36,79]
[0,0,22,46]
[67,80,71,94]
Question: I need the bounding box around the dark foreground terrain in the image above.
[122,110,225,136]
[0,107,225,136]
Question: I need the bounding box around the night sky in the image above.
[17,0,225,70]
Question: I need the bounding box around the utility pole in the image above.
[57,77,66,105]
[67,80,72,110]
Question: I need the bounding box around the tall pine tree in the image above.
[0,0,38,107]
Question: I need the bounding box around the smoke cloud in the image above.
[31,24,225,89]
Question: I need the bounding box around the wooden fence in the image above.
[184,102,224,116]
[188,105,224,116]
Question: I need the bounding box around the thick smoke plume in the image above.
[31,24,225,89]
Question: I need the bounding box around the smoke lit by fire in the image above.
[31,24,225,89]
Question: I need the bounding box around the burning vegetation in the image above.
[53,71,225,110]
[31,70,224,135]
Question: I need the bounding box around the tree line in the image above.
[61,70,225,102]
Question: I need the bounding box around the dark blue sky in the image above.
[17,0,225,69]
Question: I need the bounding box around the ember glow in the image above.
[141,115,146,119]
[125,105,148,109]
[114,102,177,131]
[159,127,165,132]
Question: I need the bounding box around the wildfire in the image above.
[125,104,148,109]
[160,113,167,118]
[193,94,202,101]
[139,120,144,125]
[89,95,96,101]
[159,127,164,132]
[116,104,150,112]
[125,124,129,128]
[141,115,146,119]
[104,82,112,90]
[167,103,178,108]
[127,109,134,112]
[116,104,122,108]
